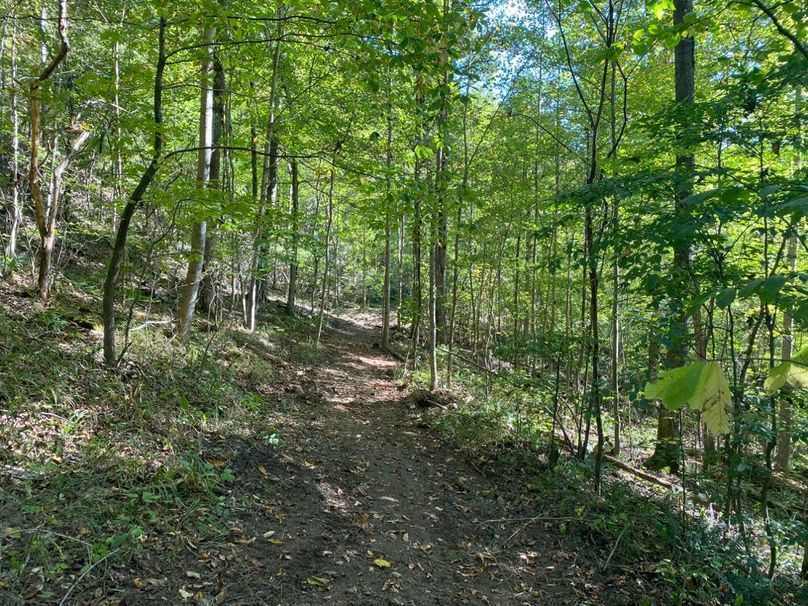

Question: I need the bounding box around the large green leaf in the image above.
[764,344,808,394]
[644,362,733,435]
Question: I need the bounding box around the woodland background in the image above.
[1,0,808,604]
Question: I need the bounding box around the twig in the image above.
[600,524,628,571]
[481,515,575,524]
[58,546,122,606]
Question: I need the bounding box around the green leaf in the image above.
[759,275,787,302]
[765,344,808,394]
[715,287,736,309]
[414,144,434,160]
[644,362,733,435]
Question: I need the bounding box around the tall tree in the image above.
[286,158,300,315]
[28,0,88,301]
[645,0,696,473]
[176,23,216,341]
[102,17,167,366]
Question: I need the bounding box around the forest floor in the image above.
[0,280,674,606]
[102,309,662,606]
[2,231,806,606]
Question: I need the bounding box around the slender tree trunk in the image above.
[428,215,439,391]
[5,22,21,268]
[611,198,621,455]
[381,88,393,350]
[647,0,695,473]
[286,159,300,315]
[200,54,226,315]
[397,214,405,327]
[36,129,90,299]
[29,0,71,301]
[247,28,283,331]
[608,62,621,456]
[112,35,123,230]
[176,23,216,342]
[408,74,428,366]
[316,166,335,344]
[102,18,166,366]
[777,86,801,471]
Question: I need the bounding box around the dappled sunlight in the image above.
[316,479,351,512]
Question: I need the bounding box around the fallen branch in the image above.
[600,524,628,571]
[602,454,675,489]
[386,345,407,363]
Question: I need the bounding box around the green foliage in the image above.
[644,362,733,435]
[765,344,808,393]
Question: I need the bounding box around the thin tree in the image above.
[646,0,696,472]
[286,158,300,315]
[28,0,89,301]
[102,17,167,366]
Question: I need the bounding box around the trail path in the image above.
[133,312,640,605]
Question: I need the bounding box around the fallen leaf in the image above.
[373,558,392,569]
[305,576,330,588]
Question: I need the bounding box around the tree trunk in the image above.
[381,88,393,350]
[777,86,801,471]
[646,0,695,473]
[316,167,335,344]
[199,55,226,315]
[428,215,439,391]
[611,199,621,455]
[247,30,283,331]
[102,18,166,366]
[5,22,21,269]
[176,23,216,342]
[28,0,71,301]
[286,158,300,315]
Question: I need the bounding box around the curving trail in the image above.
[125,311,642,605]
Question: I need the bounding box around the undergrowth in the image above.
[426,368,806,606]
[0,282,294,603]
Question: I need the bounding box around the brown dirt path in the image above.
[125,312,641,605]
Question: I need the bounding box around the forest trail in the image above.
[134,311,641,606]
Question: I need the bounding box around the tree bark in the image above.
[646,0,695,473]
[199,55,227,315]
[776,86,801,471]
[28,0,71,301]
[5,22,21,269]
[381,84,393,350]
[102,17,166,366]
[247,31,283,331]
[176,23,216,342]
[316,166,335,344]
[286,158,300,315]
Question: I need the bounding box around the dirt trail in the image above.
[130,313,637,605]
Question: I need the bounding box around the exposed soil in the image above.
[61,311,657,605]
